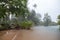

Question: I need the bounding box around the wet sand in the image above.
[0,27,59,40]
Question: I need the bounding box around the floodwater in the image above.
[0,26,59,40]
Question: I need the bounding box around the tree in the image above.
[58,15,60,19]
[43,13,51,26]
[33,4,37,8]
[0,0,29,24]
[27,10,41,25]
[57,15,60,25]
[0,0,29,30]
[0,0,28,18]
[57,15,60,30]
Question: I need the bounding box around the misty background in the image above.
[27,0,60,22]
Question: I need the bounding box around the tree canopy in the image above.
[0,0,28,18]
[43,13,52,26]
[27,10,41,25]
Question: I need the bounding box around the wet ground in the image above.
[0,26,59,40]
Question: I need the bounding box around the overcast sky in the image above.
[27,0,60,22]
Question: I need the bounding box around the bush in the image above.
[10,23,16,29]
[10,23,20,29]
[0,20,34,30]
[58,21,60,25]
[0,23,10,30]
[19,21,33,29]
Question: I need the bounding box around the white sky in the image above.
[27,0,60,22]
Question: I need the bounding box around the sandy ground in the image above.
[0,27,59,40]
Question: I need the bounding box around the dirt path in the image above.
[0,27,59,40]
[1,30,19,40]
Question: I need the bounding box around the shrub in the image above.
[10,23,20,30]
[10,23,16,29]
[19,21,33,29]
[0,23,10,30]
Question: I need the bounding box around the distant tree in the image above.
[36,13,41,19]
[33,4,37,8]
[43,13,51,26]
[27,10,41,25]
[49,22,57,26]
[58,15,60,19]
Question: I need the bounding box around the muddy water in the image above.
[0,26,59,40]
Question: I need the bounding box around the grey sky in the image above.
[27,0,60,22]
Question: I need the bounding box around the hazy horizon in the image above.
[27,0,60,22]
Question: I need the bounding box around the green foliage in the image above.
[57,15,60,30]
[19,21,33,29]
[0,0,30,30]
[43,13,51,26]
[57,20,60,25]
[0,0,28,17]
[0,23,10,30]
[57,15,60,25]
[49,22,57,26]
[27,10,41,25]
[58,15,60,19]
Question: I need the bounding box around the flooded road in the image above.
[0,26,59,40]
